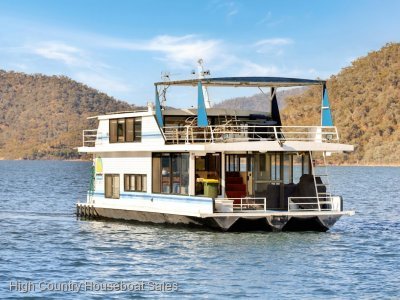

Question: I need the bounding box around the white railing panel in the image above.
[215,197,267,212]
[162,125,339,144]
[288,196,340,212]
[82,129,98,147]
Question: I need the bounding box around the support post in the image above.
[271,87,282,126]
[197,81,208,127]
[321,84,333,126]
[155,86,164,127]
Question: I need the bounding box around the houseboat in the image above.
[77,75,354,231]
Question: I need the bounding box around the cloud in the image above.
[258,12,285,27]
[254,38,293,47]
[31,42,85,66]
[208,0,239,18]
[101,35,222,68]
[28,41,111,70]
[26,41,131,96]
[75,72,132,94]
[254,38,293,54]
[236,59,280,76]
[258,11,272,25]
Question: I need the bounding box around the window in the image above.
[283,154,293,184]
[152,153,189,195]
[126,118,134,142]
[109,119,118,143]
[269,153,282,182]
[109,117,141,143]
[105,174,120,199]
[124,174,147,192]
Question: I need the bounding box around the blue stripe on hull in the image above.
[92,192,213,204]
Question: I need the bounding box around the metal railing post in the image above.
[274,126,278,140]
[185,126,189,144]
[209,126,214,143]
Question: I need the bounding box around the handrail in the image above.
[288,196,341,212]
[162,125,339,144]
[82,129,98,147]
[216,197,267,212]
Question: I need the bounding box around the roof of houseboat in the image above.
[155,77,326,88]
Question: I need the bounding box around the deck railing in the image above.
[215,197,267,212]
[82,129,98,147]
[82,125,338,147]
[163,125,338,144]
[288,196,342,212]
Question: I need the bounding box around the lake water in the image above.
[0,161,399,299]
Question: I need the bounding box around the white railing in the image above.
[215,197,267,212]
[288,196,342,212]
[163,125,338,144]
[82,129,97,147]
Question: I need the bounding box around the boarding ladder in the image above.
[310,151,333,211]
[88,165,95,204]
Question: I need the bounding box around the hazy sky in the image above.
[0,0,399,107]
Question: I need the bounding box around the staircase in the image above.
[225,172,247,203]
[310,152,333,210]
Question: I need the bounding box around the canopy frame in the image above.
[153,77,332,128]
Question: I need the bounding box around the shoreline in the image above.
[0,158,399,167]
[328,163,400,167]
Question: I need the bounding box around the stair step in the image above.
[226,191,247,201]
[226,183,246,191]
[226,177,243,184]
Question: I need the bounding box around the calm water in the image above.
[0,161,399,299]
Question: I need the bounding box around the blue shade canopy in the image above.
[321,85,333,126]
[155,77,325,88]
[154,86,164,127]
[197,82,208,127]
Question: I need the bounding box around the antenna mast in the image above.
[197,59,211,108]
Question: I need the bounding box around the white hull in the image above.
[77,203,347,232]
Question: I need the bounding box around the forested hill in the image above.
[0,71,138,159]
[214,87,306,111]
[1,43,399,163]
[281,43,400,165]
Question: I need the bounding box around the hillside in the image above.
[1,43,399,163]
[282,43,400,164]
[214,87,306,111]
[216,43,400,165]
[0,71,138,159]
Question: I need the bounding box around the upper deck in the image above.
[78,106,353,154]
[78,76,354,154]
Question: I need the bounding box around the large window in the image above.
[105,174,120,199]
[152,153,189,195]
[124,174,147,192]
[109,117,141,143]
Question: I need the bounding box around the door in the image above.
[225,154,251,197]
[195,153,221,195]
[105,174,120,199]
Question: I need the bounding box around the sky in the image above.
[0,0,399,107]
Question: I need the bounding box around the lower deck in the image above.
[81,149,354,231]
[77,202,353,232]
[93,151,337,208]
